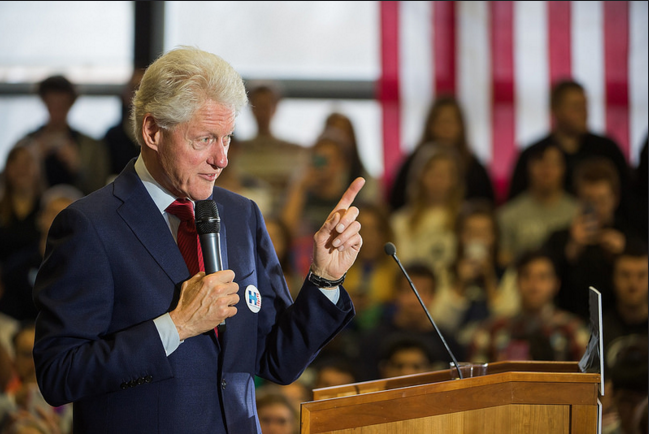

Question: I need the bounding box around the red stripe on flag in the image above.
[433,1,457,96]
[490,1,516,204]
[604,1,630,160]
[379,1,401,195]
[547,1,572,85]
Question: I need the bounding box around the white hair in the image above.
[131,46,248,146]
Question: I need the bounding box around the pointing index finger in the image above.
[331,177,365,215]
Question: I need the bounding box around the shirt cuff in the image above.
[318,286,340,305]
[153,313,183,357]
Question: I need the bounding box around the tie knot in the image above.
[166,199,195,223]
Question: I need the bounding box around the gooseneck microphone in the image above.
[384,242,464,380]
[195,200,225,327]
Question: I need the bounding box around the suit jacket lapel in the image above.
[113,162,189,284]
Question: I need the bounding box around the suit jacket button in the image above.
[145,376,153,383]
[120,382,128,390]
[221,379,227,390]
[137,377,145,385]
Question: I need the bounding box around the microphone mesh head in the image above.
[195,200,220,235]
[384,242,397,256]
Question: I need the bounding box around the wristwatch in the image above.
[307,271,346,288]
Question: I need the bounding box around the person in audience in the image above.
[498,144,578,266]
[0,146,42,265]
[255,392,298,434]
[1,185,82,322]
[432,200,506,345]
[508,80,629,205]
[235,82,307,214]
[469,250,589,363]
[342,204,398,331]
[264,217,300,299]
[312,357,357,389]
[255,379,311,420]
[0,336,14,393]
[214,135,273,216]
[606,336,648,434]
[356,263,464,381]
[103,69,145,178]
[322,112,381,204]
[389,96,494,211]
[543,158,639,320]
[390,146,463,274]
[4,324,72,434]
[603,240,648,365]
[283,133,365,274]
[14,75,109,195]
[378,336,434,379]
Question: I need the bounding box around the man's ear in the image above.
[141,114,162,152]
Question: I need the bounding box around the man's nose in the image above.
[209,141,229,169]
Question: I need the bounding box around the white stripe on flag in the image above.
[514,1,550,149]
[399,1,434,153]
[572,1,606,136]
[458,0,492,166]
[629,1,648,165]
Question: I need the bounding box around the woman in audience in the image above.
[282,133,370,274]
[322,112,381,204]
[390,145,463,276]
[389,96,494,211]
[0,146,43,264]
[432,200,510,345]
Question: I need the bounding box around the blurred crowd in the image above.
[0,74,646,434]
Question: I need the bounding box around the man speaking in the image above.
[33,46,364,433]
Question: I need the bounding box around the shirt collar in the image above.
[134,155,192,214]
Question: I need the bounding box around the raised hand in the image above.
[311,177,365,280]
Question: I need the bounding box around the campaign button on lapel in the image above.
[245,285,262,313]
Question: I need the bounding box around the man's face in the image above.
[613,256,649,309]
[250,90,277,129]
[578,181,618,225]
[553,88,588,135]
[315,367,355,389]
[396,275,434,318]
[529,147,565,194]
[152,100,235,200]
[517,258,559,312]
[258,403,295,434]
[381,348,431,378]
[42,91,75,127]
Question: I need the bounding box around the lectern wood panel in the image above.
[317,404,570,434]
[302,363,599,434]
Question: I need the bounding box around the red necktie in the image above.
[166,199,204,275]
[165,199,220,339]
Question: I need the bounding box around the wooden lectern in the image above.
[301,361,600,434]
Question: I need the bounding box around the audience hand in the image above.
[598,228,625,255]
[170,271,239,340]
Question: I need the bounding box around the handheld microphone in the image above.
[195,200,225,327]
[384,242,464,380]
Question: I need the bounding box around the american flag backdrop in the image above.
[378,1,648,201]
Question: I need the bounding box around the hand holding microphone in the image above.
[170,200,237,340]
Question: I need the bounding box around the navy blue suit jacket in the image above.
[33,161,354,433]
